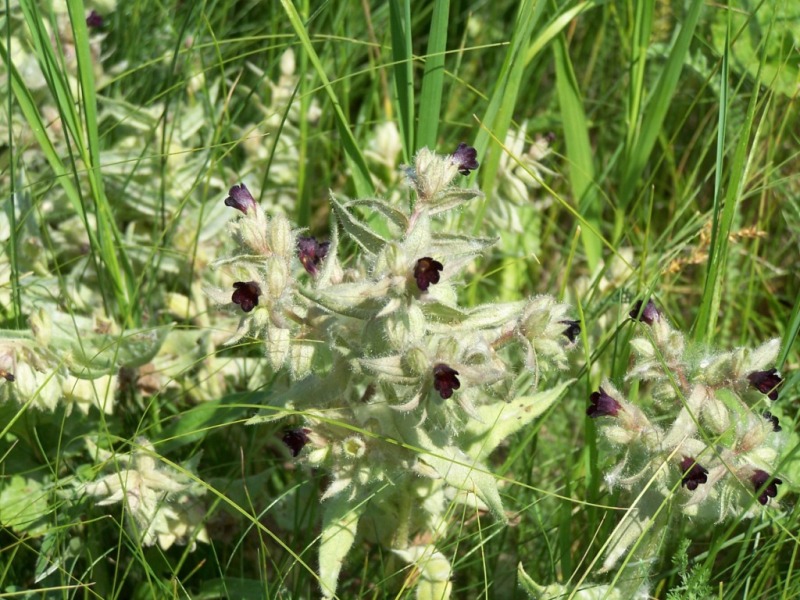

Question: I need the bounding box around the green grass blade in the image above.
[618,0,704,210]
[13,0,133,322]
[777,291,800,370]
[694,24,764,343]
[524,0,604,66]
[66,1,136,324]
[471,0,544,234]
[389,0,415,159]
[624,0,654,154]
[416,0,449,151]
[553,31,602,270]
[280,0,374,198]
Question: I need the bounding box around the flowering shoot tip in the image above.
[231,281,261,312]
[432,363,460,399]
[451,143,479,175]
[224,183,257,214]
[414,257,444,292]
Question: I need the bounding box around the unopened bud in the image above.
[403,346,429,376]
[269,214,293,259]
[701,394,730,435]
[375,242,407,277]
[384,305,426,349]
[266,326,291,370]
[289,341,315,379]
[265,257,289,299]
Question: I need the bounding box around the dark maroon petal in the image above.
[86,10,104,28]
[432,363,460,399]
[629,299,660,325]
[414,257,443,292]
[750,469,782,505]
[748,369,782,401]
[231,281,261,312]
[224,183,257,214]
[282,428,311,457]
[679,456,708,491]
[763,411,782,432]
[586,387,621,418]
[451,143,479,175]
[560,320,581,343]
[297,236,330,276]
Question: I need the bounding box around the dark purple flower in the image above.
[748,368,782,401]
[224,183,257,214]
[297,236,330,276]
[561,320,581,343]
[86,10,104,28]
[231,281,261,312]
[587,387,622,418]
[282,428,311,457]
[451,143,479,175]
[629,299,661,325]
[763,411,782,432]
[750,469,782,505]
[433,363,460,399]
[0,369,14,382]
[414,257,443,292]
[679,456,708,491]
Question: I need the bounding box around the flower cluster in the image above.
[83,438,208,551]
[215,145,578,599]
[588,299,787,570]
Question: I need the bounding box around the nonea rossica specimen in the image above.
[589,299,786,579]
[212,145,578,598]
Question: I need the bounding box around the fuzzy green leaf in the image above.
[319,495,364,599]
[331,194,388,255]
[0,476,49,535]
[461,380,573,461]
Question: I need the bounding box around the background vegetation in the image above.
[1,0,798,597]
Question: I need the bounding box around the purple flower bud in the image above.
[587,387,621,418]
[432,363,460,399]
[297,236,330,276]
[748,368,782,401]
[679,456,708,491]
[560,320,581,343]
[451,143,479,175]
[763,411,782,432]
[629,299,661,325]
[86,10,104,28]
[231,281,261,312]
[224,183,257,214]
[414,257,443,292]
[282,428,311,457]
[750,469,782,505]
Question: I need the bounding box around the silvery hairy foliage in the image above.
[586,299,787,579]
[213,145,578,598]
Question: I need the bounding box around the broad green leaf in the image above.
[428,187,484,216]
[460,379,574,461]
[429,232,497,258]
[413,429,507,522]
[331,194,388,255]
[319,494,364,599]
[346,198,409,231]
[425,301,523,333]
[0,476,49,535]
